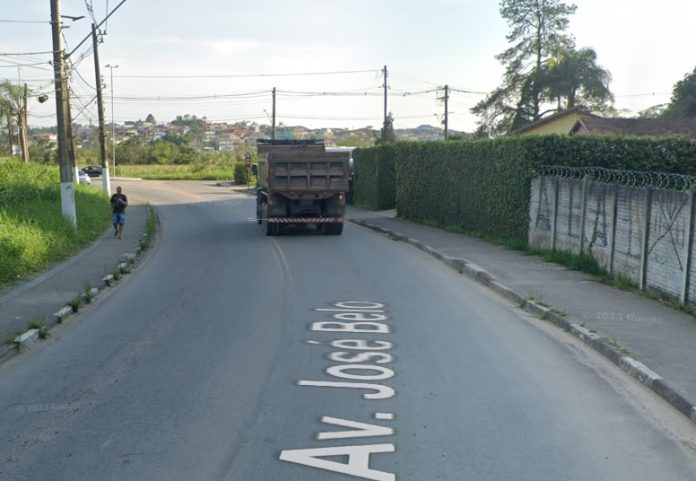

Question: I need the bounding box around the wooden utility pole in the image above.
[271,87,276,140]
[50,0,77,225]
[382,65,388,127]
[92,23,110,195]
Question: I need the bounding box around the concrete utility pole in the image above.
[50,0,77,226]
[271,87,276,140]
[105,64,118,176]
[20,83,29,162]
[92,23,110,195]
[442,84,449,139]
[382,65,388,127]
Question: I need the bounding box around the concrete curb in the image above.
[0,207,158,367]
[350,218,696,425]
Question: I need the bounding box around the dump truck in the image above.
[255,139,350,236]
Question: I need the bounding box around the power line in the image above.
[0,19,50,24]
[113,69,380,79]
[67,0,127,58]
[0,61,51,69]
[278,89,383,98]
[84,0,98,25]
[0,50,57,56]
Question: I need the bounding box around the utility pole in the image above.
[439,84,449,140]
[92,23,110,195]
[68,86,78,185]
[271,87,276,140]
[50,0,77,226]
[106,64,118,176]
[382,65,388,127]
[19,83,29,162]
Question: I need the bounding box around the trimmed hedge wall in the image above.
[353,145,396,210]
[355,135,696,246]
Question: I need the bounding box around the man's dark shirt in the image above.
[111,193,128,214]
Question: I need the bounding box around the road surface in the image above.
[1,180,695,481]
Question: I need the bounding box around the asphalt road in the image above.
[1,180,695,481]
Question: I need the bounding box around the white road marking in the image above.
[284,301,397,479]
[316,416,394,440]
[279,444,395,481]
[297,380,395,400]
[326,364,395,381]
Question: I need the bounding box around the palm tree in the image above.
[542,47,614,113]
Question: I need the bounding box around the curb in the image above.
[350,218,696,425]
[0,207,159,367]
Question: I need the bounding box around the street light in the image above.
[105,64,119,176]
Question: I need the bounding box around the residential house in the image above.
[512,107,696,139]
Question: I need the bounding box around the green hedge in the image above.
[353,145,396,210]
[355,135,696,246]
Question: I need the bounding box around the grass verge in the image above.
[114,164,236,180]
[138,203,157,250]
[0,160,111,288]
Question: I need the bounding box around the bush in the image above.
[354,135,696,246]
[353,145,396,210]
[233,163,249,185]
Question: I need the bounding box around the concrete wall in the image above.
[530,176,695,303]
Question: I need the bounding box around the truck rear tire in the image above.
[322,223,343,235]
[261,204,277,236]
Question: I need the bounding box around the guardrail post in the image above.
[579,175,590,254]
[680,187,696,304]
[639,187,654,291]
[551,176,559,251]
[608,185,619,274]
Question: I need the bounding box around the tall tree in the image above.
[472,0,577,136]
[0,81,30,161]
[663,65,696,118]
[376,112,396,145]
[541,46,613,113]
[0,102,13,155]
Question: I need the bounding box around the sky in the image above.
[1,0,695,133]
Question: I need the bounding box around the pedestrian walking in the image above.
[110,186,128,239]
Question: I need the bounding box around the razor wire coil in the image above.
[537,165,696,192]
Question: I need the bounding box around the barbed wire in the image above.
[538,165,696,192]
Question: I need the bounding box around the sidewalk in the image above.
[0,204,147,361]
[348,206,696,423]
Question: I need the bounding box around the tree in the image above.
[376,113,396,145]
[638,104,667,119]
[0,101,13,155]
[0,81,30,161]
[145,113,156,123]
[663,65,696,118]
[472,0,577,136]
[541,46,613,113]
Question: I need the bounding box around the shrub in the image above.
[354,135,696,246]
[233,163,249,185]
[353,145,396,210]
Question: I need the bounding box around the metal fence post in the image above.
[639,187,654,291]
[680,187,696,304]
[608,185,619,275]
[551,176,559,251]
[579,175,590,254]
